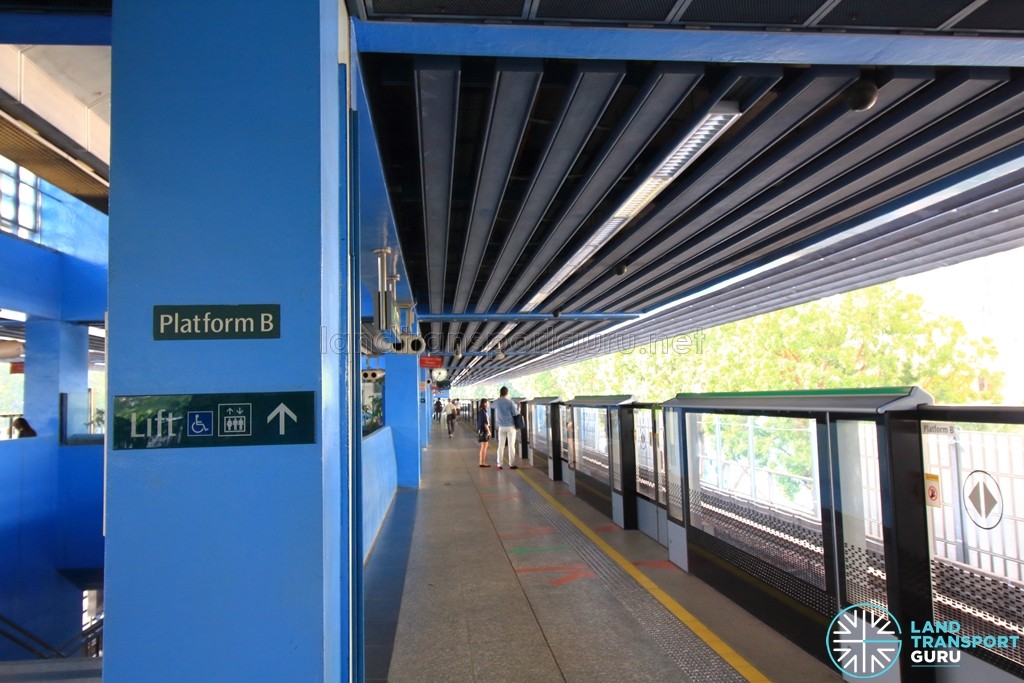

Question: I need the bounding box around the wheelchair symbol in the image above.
[187,411,214,437]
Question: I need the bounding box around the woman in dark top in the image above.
[476,399,491,467]
[12,417,36,438]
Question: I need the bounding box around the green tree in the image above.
[512,282,1003,406]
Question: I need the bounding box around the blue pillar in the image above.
[23,319,88,437]
[105,2,350,681]
[384,354,421,487]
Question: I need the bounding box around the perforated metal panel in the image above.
[690,489,827,591]
[932,560,1024,676]
[818,0,974,29]
[953,0,1024,32]
[691,526,836,617]
[843,543,887,608]
[370,0,523,17]
[678,0,820,26]
[536,0,677,22]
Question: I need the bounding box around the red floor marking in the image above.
[592,524,621,533]
[480,493,522,500]
[550,569,595,586]
[633,560,678,571]
[515,563,595,586]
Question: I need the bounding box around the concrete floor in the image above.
[364,419,841,682]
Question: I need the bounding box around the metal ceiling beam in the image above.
[414,55,459,315]
[490,164,1024,379]
[452,59,543,314]
[564,67,1020,316]
[419,313,639,322]
[497,63,704,313]
[473,60,626,313]
[543,64,848,313]
[570,67,942,313]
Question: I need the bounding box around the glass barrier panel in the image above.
[655,407,667,506]
[61,391,104,444]
[573,406,608,481]
[835,420,886,609]
[610,410,622,493]
[561,406,574,466]
[923,421,1024,674]
[686,412,826,591]
[531,404,549,452]
[634,408,656,500]
[665,407,684,522]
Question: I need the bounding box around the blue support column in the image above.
[23,320,88,437]
[105,2,350,681]
[384,354,421,487]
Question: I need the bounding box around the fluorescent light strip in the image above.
[523,104,742,312]
[496,152,1024,381]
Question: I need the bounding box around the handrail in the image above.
[57,615,103,656]
[0,612,64,659]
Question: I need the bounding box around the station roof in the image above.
[4,2,1024,387]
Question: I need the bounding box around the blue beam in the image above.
[0,13,111,45]
[353,20,1024,68]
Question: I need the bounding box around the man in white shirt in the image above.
[491,387,520,470]
[446,400,459,438]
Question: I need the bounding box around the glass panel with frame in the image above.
[634,408,656,500]
[610,409,622,492]
[0,157,41,240]
[574,406,609,481]
[560,405,574,467]
[664,407,684,522]
[361,375,384,437]
[531,403,549,453]
[835,420,887,609]
[923,420,1024,674]
[655,407,667,506]
[686,412,826,589]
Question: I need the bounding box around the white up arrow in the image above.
[267,403,298,435]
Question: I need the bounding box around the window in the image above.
[0,156,42,240]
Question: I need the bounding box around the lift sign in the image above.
[153,304,280,340]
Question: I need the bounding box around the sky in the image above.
[894,245,1024,404]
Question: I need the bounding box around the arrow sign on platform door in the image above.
[268,403,298,435]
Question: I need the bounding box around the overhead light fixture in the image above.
[496,341,506,361]
[522,102,742,312]
[454,340,462,359]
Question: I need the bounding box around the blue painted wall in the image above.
[361,427,397,562]
[0,177,107,659]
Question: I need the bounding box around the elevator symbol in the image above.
[218,403,252,437]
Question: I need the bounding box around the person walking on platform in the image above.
[433,398,442,423]
[492,387,520,470]
[446,400,459,438]
[476,399,491,467]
